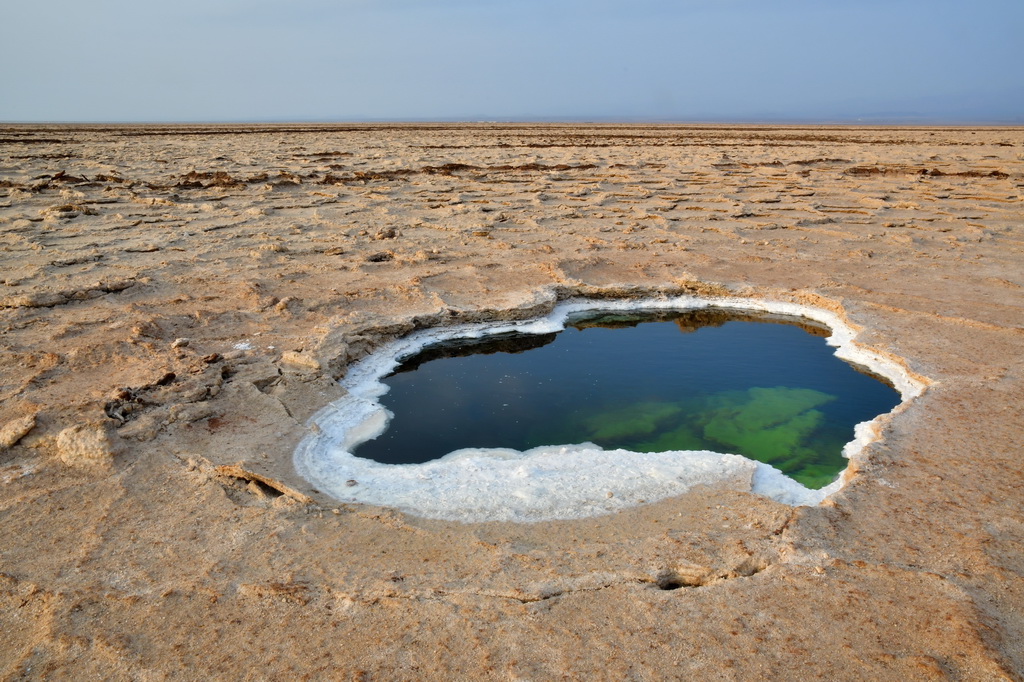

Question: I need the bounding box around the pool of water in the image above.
[352,310,902,488]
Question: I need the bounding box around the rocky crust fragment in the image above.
[55,422,121,468]
[0,414,37,450]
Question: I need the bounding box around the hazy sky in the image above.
[2,0,1021,122]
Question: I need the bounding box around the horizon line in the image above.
[4,118,1024,128]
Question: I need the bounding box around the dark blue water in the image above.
[353,310,902,488]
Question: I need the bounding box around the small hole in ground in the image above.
[654,569,705,590]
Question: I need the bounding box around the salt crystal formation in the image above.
[295,295,926,522]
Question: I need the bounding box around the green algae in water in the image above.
[561,388,845,488]
[352,310,902,489]
[580,401,685,441]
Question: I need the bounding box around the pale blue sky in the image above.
[2,0,1021,122]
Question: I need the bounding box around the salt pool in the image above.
[294,296,927,522]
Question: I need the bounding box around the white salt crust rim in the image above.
[294,296,927,523]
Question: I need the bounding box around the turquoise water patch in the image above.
[352,310,902,489]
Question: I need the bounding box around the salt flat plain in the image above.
[1,124,1022,679]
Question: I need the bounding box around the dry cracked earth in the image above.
[0,124,1022,680]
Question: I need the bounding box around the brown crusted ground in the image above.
[0,124,1022,680]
